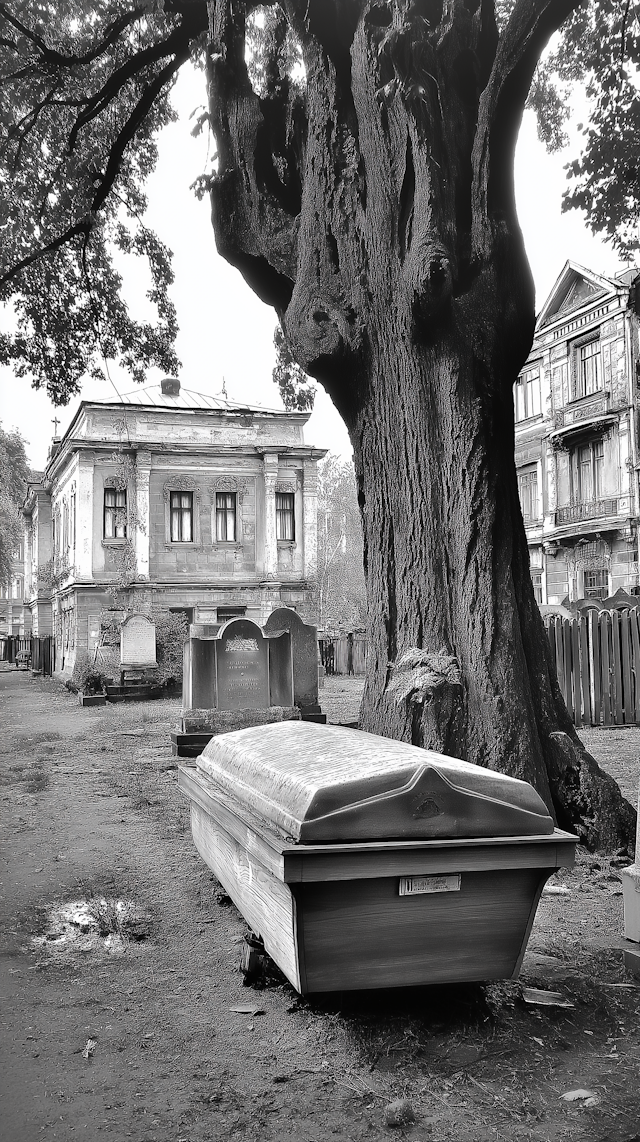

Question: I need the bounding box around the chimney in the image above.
[161,377,180,396]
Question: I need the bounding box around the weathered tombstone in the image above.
[264,608,324,719]
[216,618,270,711]
[183,624,219,711]
[174,617,296,756]
[120,614,157,669]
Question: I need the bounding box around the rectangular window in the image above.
[576,339,601,398]
[593,439,604,499]
[514,367,541,422]
[170,491,193,542]
[518,468,539,521]
[215,492,236,542]
[584,569,608,600]
[531,570,542,604]
[574,439,605,503]
[276,492,295,541]
[104,488,127,539]
[578,444,593,502]
[217,606,246,622]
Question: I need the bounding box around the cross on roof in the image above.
[52,416,61,435]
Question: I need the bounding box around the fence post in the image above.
[631,608,640,723]
[612,611,623,724]
[600,612,612,726]
[588,609,601,725]
[579,617,591,725]
[620,610,633,724]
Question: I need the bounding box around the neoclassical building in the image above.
[515,261,640,605]
[23,379,326,672]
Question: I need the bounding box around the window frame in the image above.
[276,491,295,542]
[514,364,542,423]
[572,438,606,504]
[215,491,237,543]
[571,334,602,401]
[170,490,194,543]
[583,568,608,600]
[517,465,539,522]
[103,486,127,541]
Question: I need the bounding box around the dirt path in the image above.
[1,670,639,1142]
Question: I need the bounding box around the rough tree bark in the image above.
[205,0,636,851]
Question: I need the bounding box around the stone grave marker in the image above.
[216,618,269,710]
[264,607,321,713]
[183,624,219,711]
[120,614,157,669]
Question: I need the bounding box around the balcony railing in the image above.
[555,498,619,525]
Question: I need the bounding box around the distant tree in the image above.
[317,454,366,631]
[272,323,315,410]
[0,423,30,584]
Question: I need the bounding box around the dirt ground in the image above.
[1,669,639,1142]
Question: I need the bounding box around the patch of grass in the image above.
[86,896,127,937]
[25,762,50,793]
[85,896,152,942]
[15,731,63,750]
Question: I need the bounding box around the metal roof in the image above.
[113,383,283,414]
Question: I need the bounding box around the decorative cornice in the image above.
[213,475,248,505]
[104,475,128,491]
[163,475,201,503]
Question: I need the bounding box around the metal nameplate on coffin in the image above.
[399,874,461,896]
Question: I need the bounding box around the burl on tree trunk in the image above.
[205,0,636,851]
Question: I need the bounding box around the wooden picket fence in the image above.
[545,608,640,727]
[319,634,367,676]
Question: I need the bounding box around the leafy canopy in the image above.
[0,422,30,583]
[1,0,640,407]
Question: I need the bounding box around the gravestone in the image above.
[264,607,322,715]
[216,618,270,711]
[174,617,296,755]
[120,614,157,669]
[183,624,219,711]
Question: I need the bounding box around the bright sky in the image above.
[0,65,628,473]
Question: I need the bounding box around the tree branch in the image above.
[206,0,300,310]
[471,0,581,253]
[91,50,190,213]
[66,26,192,153]
[0,221,92,291]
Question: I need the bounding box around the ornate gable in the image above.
[537,262,615,329]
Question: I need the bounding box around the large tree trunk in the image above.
[345,271,633,850]
[206,0,636,851]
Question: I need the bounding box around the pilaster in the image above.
[262,453,279,578]
[302,458,319,581]
[135,450,151,580]
[76,451,94,580]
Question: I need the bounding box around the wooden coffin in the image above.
[178,722,576,994]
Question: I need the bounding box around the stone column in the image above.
[135,450,151,580]
[76,451,94,580]
[262,453,279,579]
[302,459,319,582]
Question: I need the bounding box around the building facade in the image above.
[0,539,26,635]
[515,262,640,605]
[23,379,326,673]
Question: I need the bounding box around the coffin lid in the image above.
[196,722,554,843]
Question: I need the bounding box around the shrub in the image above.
[70,651,111,695]
[152,610,189,687]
